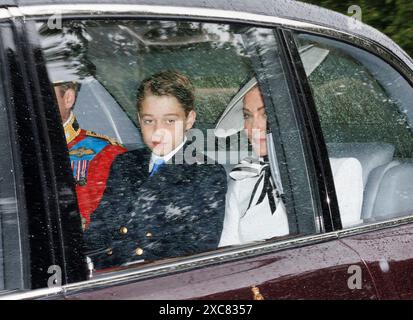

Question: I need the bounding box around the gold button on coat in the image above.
[120,226,128,235]
[146,232,153,238]
[106,248,113,256]
[135,248,144,256]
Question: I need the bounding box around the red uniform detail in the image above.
[68,129,127,228]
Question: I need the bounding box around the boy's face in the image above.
[139,94,196,156]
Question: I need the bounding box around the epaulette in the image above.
[85,130,122,146]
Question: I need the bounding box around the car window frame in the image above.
[23,12,327,296]
[0,18,30,292]
[276,28,340,233]
[0,12,88,297]
[2,4,413,299]
[31,13,324,264]
[283,28,413,232]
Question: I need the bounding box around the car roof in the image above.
[3,0,413,70]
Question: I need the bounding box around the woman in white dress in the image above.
[215,77,364,247]
[215,78,289,247]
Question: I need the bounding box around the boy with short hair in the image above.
[84,71,227,270]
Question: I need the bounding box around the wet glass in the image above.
[36,19,318,273]
[0,65,22,292]
[295,32,413,227]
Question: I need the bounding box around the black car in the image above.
[0,0,413,300]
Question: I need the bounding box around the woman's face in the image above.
[243,86,267,157]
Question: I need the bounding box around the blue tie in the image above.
[150,158,165,176]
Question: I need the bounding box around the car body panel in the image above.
[63,239,377,300]
[340,223,413,299]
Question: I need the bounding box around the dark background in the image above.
[301,0,413,57]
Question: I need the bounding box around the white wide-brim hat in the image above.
[214,45,329,138]
[48,60,82,84]
[214,76,258,138]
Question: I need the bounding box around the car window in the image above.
[294,32,413,228]
[37,19,318,275]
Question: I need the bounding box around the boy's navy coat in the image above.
[84,141,227,270]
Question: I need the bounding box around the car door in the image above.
[1,5,380,300]
[25,8,381,300]
[60,237,376,300]
[288,29,413,299]
[0,10,87,297]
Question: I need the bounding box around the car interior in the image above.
[39,19,413,245]
[69,36,413,235]
[0,0,412,298]
[73,76,144,151]
[300,33,413,227]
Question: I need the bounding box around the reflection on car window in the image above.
[295,33,413,227]
[37,20,317,273]
[0,67,24,292]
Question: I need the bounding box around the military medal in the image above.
[71,159,90,186]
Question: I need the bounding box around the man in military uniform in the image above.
[53,80,127,229]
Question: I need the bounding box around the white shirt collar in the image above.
[63,111,74,128]
[149,137,188,172]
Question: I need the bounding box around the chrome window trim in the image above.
[337,215,413,238]
[14,4,334,32]
[0,287,62,300]
[0,8,11,19]
[4,4,410,88]
[2,214,413,300]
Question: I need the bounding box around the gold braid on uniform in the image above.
[85,130,122,146]
[65,115,82,144]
